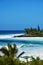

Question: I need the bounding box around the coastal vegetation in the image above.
[0,43,43,65]
[14,25,43,37]
[25,25,43,37]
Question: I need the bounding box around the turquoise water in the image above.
[0,30,43,60]
[0,38,43,60]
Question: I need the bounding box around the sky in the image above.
[0,0,43,30]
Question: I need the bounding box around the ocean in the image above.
[0,30,24,35]
[0,30,43,60]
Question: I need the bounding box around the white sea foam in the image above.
[0,35,13,38]
[0,34,24,39]
[17,44,24,49]
[13,37,43,41]
[17,43,43,61]
[19,48,43,61]
[0,33,43,41]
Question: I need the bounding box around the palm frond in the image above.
[7,43,12,50]
[13,44,18,54]
[17,52,25,58]
[0,47,9,56]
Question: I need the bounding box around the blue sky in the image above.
[0,0,43,30]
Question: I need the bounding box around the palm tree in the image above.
[0,43,25,58]
[25,28,29,34]
[38,25,40,31]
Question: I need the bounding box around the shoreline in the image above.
[0,34,43,41]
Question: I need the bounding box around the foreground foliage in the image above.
[0,43,24,58]
[0,56,43,65]
[0,43,43,65]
